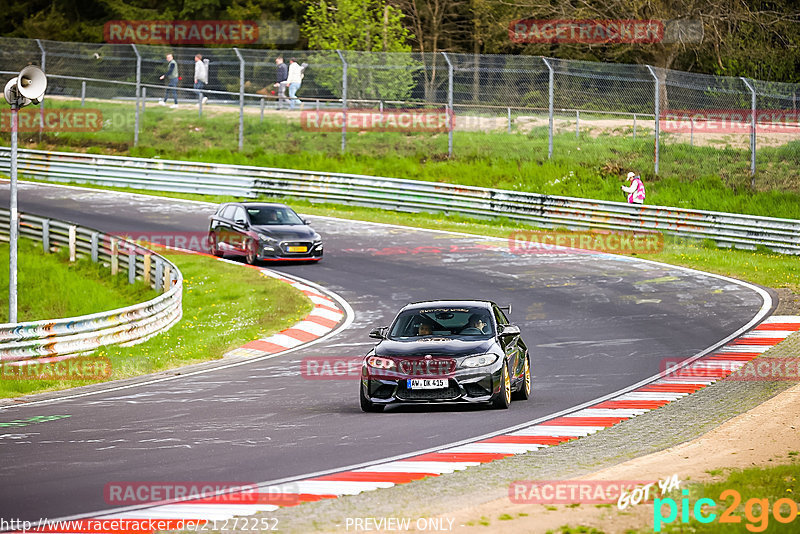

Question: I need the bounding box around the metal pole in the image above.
[260,97,264,123]
[9,105,18,323]
[131,44,141,148]
[633,113,637,140]
[690,117,694,147]
[234,48,245,151]
[542,58,554,160]
[646,65,660,175]
[336,50,347,154]
[508,107,512,134]
[81,81,86,107]
[576,110,579,138]
[740,77,757,182]
[441,52,454,158]
[36,39,45,143]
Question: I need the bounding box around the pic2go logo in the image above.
[654,489,799,532]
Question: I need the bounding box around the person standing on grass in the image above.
[621,171,646,204]
[194,54,208,106]
[274,56,288,109]
[159,53,179,108]
[286,58,303,110]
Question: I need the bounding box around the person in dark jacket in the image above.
[159,53,179,108]
[273,56,288,109]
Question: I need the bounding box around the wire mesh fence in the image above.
[0,37,798,184]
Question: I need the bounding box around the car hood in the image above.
[374,338,495,358]
[252,225,315,240]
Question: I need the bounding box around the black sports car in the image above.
[360,300,531,412]
[208,202,323,264]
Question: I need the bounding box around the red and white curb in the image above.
[92,315,800,523]
[222,269,346,358]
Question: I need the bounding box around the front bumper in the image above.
[258,241,323,261]
[361,364,503,405]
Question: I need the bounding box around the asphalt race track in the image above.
[0,182,769,522]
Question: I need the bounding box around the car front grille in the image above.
[372,384,395,399]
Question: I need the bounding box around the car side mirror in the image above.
[499,324,520,336]
[369,327,387,339]
[303,219,310,225]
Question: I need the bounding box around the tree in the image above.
[301,0,419,101]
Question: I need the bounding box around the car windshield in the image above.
[246,206,304,226]
[388,307,494,339]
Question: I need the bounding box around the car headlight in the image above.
[312,233,322,243]
[367,356,396,370]
[461,354,499,368]
[258,233,277,242]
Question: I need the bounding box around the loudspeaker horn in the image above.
[17,66,47,104]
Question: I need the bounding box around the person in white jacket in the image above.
[286,58,303,110]
[193,54,208,105]
[621,171,646,204]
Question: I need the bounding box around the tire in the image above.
[512,355,531,401]
[244,239,258,265]
[492,361,512,409]
[209,233,223,257]
[360,383,384,413]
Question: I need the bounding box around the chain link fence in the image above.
[1,37,798,184]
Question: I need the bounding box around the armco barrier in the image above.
[0,209,182,363]
[1,147,799,254]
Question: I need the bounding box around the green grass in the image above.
[0,238,157,323]
[4,96,800,219]
[0,249,313,398]
[645,461,800,533]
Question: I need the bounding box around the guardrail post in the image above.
[336,50,347,155]
[646,65,660,174]
[441,52,454,158]
[740,77,757,184]
[81,82,86,107]
[128,247,136,284]
[91,232,99,262]
[110,238,118,275]
[542,58,554,160]
[42,219,50,253]
[155,258,163,292]
[68,225,77,262]
[143,254,151,285]
[164,264,172,292]
[233,48,245,152]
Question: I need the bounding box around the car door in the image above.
[229,205,249,252]
[214,205,236,251]
[494,305,523,383]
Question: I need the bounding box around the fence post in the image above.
[646,65,660,175]
[164,264,172,292]
[142,87,147,113]
[260,97,264,123]
[143,254,152,285]
[690,117,694,146]
[131,44,141,148]
[441,52,454,158]
[110,238,118,275]
[336,50,347,155]
[633,113,637,140]
[68,225,76,262]
[542,58,554,159]
[81,82,86,107]
[508,107,512,134]
[740,77,757,183]
[91,232,99,262]
[42,219,50,253]
[128,247,136,284]
[576,110,580,138]
[233,48,245,151]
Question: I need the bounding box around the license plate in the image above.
[287,246,307,252]
[407,379,448,389]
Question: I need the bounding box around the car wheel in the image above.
[512,355,531,401]
[209,233,223,257]
[492,361,512,409]
[244,239,258,265]
[360,383,384,413]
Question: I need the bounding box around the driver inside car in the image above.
[417,321,434,336]
[460,313,488,335]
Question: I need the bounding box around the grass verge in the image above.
[0,250,313,398]
[0,238,157,323]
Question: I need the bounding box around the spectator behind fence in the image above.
[159,53,179,108]
[287,58,303,110]
[621,171,646,204]
[274,56,288,110]
[194,54,208,106]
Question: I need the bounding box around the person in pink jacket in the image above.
[621,171,646,204]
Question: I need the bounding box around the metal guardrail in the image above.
[0,208,182,363]
[1,147,799,255]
